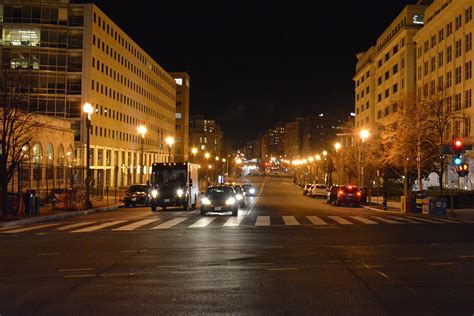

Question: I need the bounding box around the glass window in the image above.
[2,27,40,46]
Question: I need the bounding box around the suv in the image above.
[124,184,151,207]
[310,184,327,198]
[335,185,362,207]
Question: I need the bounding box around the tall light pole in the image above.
[335,142,341,184]
[138,125,147,183]
[166,136,174,162]
[82,102,94,209]
[359,129,369,188]
[191,147,198,163]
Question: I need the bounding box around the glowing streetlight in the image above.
[137,125,147,183]
[335,142,341,152]
[82,102,93,209]
[205,152,210,160]
[165,136,174,162]
[322,150,328,157]
[360,129,369,142]
[236,158,242,164]
[215,156,220,161]
[308,157,314,163]
[315,154,321,161]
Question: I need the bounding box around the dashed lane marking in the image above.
[328,216,353,225]
[151,217,187,230]
[282,216,300,226]
[306,216,328,225]
[113,218,159,231]
[71,220,127,233]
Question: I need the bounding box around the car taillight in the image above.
[356,191,361,197]
[338,190,344,196]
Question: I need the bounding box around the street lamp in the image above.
[165,136,174,162]
[335,142,341,152]
[191,147,198,162]
[138,125,147,183]
[359,129,370,187]
[82,102,94,209]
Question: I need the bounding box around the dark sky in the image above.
[88,1,413,147]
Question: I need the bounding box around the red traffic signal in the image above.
[452,138,464,151]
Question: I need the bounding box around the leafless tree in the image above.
[0,69,39,216]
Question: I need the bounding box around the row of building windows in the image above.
[91,37,175,103]
[92,10,175,88]
[90,124,167,150]
[376,17,408,52]
[418,61,473,94]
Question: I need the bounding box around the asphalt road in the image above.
[1,176,473,315]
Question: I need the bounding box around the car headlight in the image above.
[150,189,158,198]
[226,197,236,205]
[177,189,184,197]
[201,197,211,205]
[249,188,256,194]
[236,194,243,200]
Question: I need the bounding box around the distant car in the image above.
[201,186,238,216]
[303,184,312,195]
[327,185,341,204]
[124,184,151,207]
[241,184,256,197]
[310,184,327,198]
[229,184,246,208]
[335,185,362,207]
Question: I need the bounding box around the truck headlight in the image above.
[225,197,236,205]
[201,197,211,205]
[177,189,184,197]
[236,194,243,200]
[150,189,158,198]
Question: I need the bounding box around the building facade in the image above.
[0,1,177,190]
[170,72,190,162]
[301,115,346,156]
[354,2,430,129]
[284,118,304,159]
[189,115,223,157]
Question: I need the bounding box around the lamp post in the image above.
[138,125,147,183]
[359,130,369,188]
[335,142,341,185]
[191,147,198,163]
[205,152,210,185]
[165,136,174,162]
[82,102,94,209]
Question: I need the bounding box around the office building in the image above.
[189,115,223,157]
[170,72,190,162]
[0,1,177,190]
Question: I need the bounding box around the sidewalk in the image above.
[0,197,122,228]
[363,198,474,221]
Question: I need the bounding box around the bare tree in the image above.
[0,69,39,216]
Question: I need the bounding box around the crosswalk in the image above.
[0,215,471,235]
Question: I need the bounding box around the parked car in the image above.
[303,184,312,195]
[335,185,362,207]
[124,184,151,207]
[310,184,327,198]
[241,184,256,197]
[327,185,341,204]
[201,186,238,216]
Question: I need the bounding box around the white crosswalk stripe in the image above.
[306,216,328,225]
[71,220,127,233]
[151,217,187,230]
[350,216,377,224]
[255,216,271,226]
[113,219,159,231]
[371,216,402,224]
[329,216,353,225]
[188,217,217,228]
[2,223,59,234]
[405,216,443,224]
[223,216,245,227]
[426,218,461,224]
[282,216,300,226]
[389,216,421,224]
[57,221,95,231]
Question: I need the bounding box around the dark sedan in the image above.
[241,184,256,197]
[200,186,239,216]
[124,184,150,207]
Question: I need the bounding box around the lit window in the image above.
[2,28,40,46]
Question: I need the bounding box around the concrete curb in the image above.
[0,204,121,228]
[362,205,402,214]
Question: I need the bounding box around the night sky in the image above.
[87,1,412,147]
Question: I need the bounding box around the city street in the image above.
[1,176,473,315]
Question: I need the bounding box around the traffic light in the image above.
[452,138,464,166]
[456,163,470,177]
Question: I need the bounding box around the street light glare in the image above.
[205,152,210,159]
[360,129,369,141]
[335,142,341,151]
[323,150,328,156]
[82,102,93,115]
[191,147,198,155]
[165,136,175,147]
[137,125,147,138]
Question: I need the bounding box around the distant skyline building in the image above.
[189,115,223,157]
[171,72,190,162]
[284,118,304,159]
[0,1,178,190]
